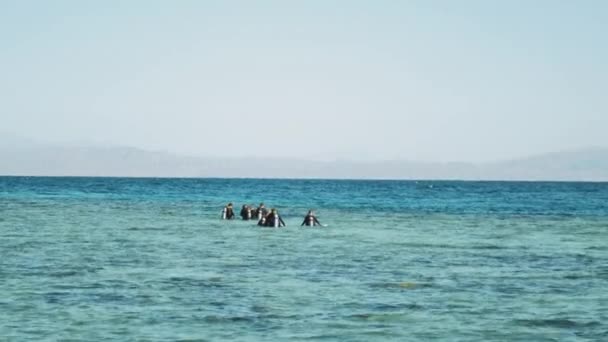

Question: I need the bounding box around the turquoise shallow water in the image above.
[1,177,607,341]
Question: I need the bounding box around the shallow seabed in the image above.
[1,177,607,341]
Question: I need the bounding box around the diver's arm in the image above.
[314,217,321,226]
[280,217,286,227]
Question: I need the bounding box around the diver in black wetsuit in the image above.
[255,202,268,220]
[301,210,322,226]
[257,212,267,226]
[264,208,286,227]
[221,203,235,220]
[240,204,252,220]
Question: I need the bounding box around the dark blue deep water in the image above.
[1,177,607,341]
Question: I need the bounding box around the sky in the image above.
[1,0,607,162]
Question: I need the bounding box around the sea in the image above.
[1,177,607,341]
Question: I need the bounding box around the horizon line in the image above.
[3,138,608,165]
[1,174,607,184]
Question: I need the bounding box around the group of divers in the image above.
[221,203,322,227]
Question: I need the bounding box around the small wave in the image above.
[370,302,422,310]
[369,282,433,290]
[389,242,506,250]
[126,226,168,231]
[563,273,593,280]
[514,318,601,329]
[161,276,226,289]
[473,244,504,250]
[48,270,80,278]
[201,315,255,323]
[300,334,343,340]
[348,312,409,322]
[44,291,70,304]
[52,282,104,290]
[586,246,608,251]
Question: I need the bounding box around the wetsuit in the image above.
[240,206,252,220]
[222,207,235,220]
[265,214,286,227]
[301,214,321,226]
[256,206,268,220]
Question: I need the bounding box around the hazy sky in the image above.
[1,0,607,162]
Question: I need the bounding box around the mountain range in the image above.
[1,136,607,181]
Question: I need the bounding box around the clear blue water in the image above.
[1,177,607,341]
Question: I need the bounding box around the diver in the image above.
[301,210,322,226]
[255,202,268,220]
[221,203,235,220]
[257,212,268,226]
[240,204,252,220]
[264,208,286,227]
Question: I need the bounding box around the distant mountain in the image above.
[479,148,608,181]
[0,140,607,181]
